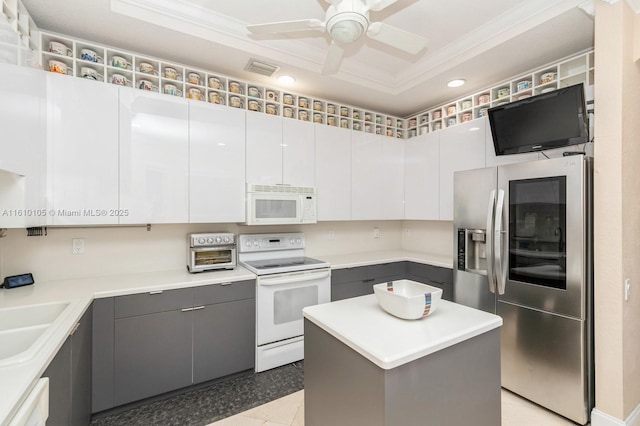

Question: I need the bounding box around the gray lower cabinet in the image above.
[93,280,256,412]
[43,304,93,426]
[406,262,454,301]
[331,261,454,302]
[114,309,193,405]
[331,262,406,301]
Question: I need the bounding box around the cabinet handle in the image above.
[149,290,163,295]
[362,278,375,283]
[70,322,80,336]
[193,306,205,311]
[220,282,232,286]
[181,307,194,312]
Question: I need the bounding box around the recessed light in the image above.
[278,75,296,85]
[447,79,466,88]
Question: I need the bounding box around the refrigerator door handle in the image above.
[486,190,496,294]
[494,189,506,295]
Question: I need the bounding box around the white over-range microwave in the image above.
[245,184,317,225]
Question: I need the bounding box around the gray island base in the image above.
[303,296,502,426]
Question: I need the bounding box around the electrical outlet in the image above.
[328,230,335,241]
[625,278,631,301]
[72,238,85,255]
[373,227,380,238]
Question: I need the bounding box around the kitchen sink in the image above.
[0,302,69,331]
[0,301,71,367]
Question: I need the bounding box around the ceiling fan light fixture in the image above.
[447,79,466,88]
[327,12,368,44]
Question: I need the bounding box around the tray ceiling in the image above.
[21,0,594,116]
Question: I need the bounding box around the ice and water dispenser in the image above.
[457,228,488,274]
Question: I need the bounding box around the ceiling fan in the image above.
[246,0,429,75]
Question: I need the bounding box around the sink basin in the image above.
[0,302,71,367]
[0,302,69,331]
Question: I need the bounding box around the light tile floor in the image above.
[208,388,577,426]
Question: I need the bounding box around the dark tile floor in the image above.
[90,361,304,426]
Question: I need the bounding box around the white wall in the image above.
[0,221,412,283]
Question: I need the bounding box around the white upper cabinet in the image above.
[46,73,119,225]
[189,102,246,223]
[0,63,46,228]
[439,118,487,220]
[246,112,315,187]
[404,131,439,220]
[282,118,315,187]
[382,137,405,219]
[119,88,189,224]
[483,117,538,167]
[315,124,351,221]
[245,111,282,185]
[351,132,383,220]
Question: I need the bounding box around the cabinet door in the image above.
[315,124,351,221]
[42,336,72,425]
[119,88,189,224]
[193,298,255,383]
[351,132,382,220]
[93,298,115,413]
[382,137,405,219]
[404,132,439,220]
[114,309,193,405]
[189,102,246,223]
[439,119,486,220]
[0,63,46,228]
[47,74,119,225]
[71,305,93,426]
[246,111,283,185]
[282,118,315,187]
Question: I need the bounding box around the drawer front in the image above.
[331,266,367,285]
[194,279,256,306]
[114,288,193,319]
[407,263,452,283]
[368,262,406,280]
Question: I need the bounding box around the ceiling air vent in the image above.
[245,59,280,77]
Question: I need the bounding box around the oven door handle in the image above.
[259,270,330,286]
[191,245,236,252]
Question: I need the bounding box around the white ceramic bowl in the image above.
[373,280,443,320]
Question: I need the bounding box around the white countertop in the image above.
[0,249,451,425]
[0,267,254,426]
[319,250,452,270]
[303,295,502,370]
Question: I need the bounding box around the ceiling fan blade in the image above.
[322,41,345,75]
[366,22,428,55]
[247,19,325,35]
[366,0,398,12]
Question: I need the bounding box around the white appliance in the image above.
[187,232,236,273]
[245,184,317,225]
[238,233,330,372]
[8,378,49,426]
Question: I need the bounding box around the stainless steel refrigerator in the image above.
[453,155,593,425]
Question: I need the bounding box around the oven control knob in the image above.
[253,241,259,247]
[289,238,295,244]
[206,237,214,244]
[245,241,252,247]
[215,237,222,243]
[296,238,302,244]
[197,237,205,244]
[223,236,231,243]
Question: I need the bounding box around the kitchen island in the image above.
[303,295,503,426]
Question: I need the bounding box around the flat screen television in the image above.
[488,83,588,156]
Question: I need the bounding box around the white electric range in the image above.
[238,233,331,372]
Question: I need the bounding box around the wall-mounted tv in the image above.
[488,83,588,156]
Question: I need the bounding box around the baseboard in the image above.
[592,403,640,426]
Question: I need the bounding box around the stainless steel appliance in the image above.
[245,184,317,225]
[453,155,593,425]
[187,233,236,273]
[238,232,330,372]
